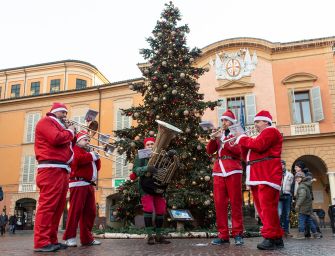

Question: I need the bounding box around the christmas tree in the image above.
[114,1,220,228]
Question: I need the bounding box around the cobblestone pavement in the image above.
[0,229,334,256]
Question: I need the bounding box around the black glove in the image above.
[147,166,158,174]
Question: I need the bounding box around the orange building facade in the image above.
[1,37,335,229]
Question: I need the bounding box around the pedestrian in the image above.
[328,204,335,237]
[293,172,321,239]
[63,130,102,247]
[278,160,294,238]
[235,110,284,250]
[130,137,171,245]
[8,214,17,234]
[206,110,244,246]
[0,211,8,236]
[34,102,76,252]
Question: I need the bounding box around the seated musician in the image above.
[130,137,171,245]
[63,130,101,247]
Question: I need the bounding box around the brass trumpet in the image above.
[87,144,125,164]
[209,127,224,139]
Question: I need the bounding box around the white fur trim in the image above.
[51,107,67,113]
[220,115,237,123]
[212,170,243,177]
[77,134,88,142]
[37,164,71,173]
[254,116,272,124]
[235,134,247,144]
[91,161,97,182]
[90,151,98,161]
[246,181,281,190]
[69,181,90,188]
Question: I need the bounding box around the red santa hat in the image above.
[144,137,155,146]
[50,102,68,114]
[220,110,237,123]
[254,110,272,125]
[76,130,89,142]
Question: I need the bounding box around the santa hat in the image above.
[254,110,272,125]
[144,137,155,146]
[220,110,237,123]
[76,130,89,142]
[50,102,68,114]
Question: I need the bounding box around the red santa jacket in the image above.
[69,145,101,188]
[206,133,242,177]
[34,114,75,172]
[236,126,282,190]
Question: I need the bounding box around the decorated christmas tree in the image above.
[114,2,220,228]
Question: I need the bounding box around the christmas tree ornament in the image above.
[183,110,189,116]
[144,69,149,74]
[192,181,197,185]
[168,50,173,54]
[163,84,168,88]
[162,97,166,100]
[195,84,200,89]
[156,115,160,119]
[133,112,139,118]
[162,61,167,67]
[196,144,202,150]
[153,97,158,102]
[204,176,211,181]
[172,89,177,95]
[149,130,155,136]
[130,142,136,148]
[180,73,185,78]
[204,200,211,206]
[190,57,194,62]
[185,127,191,133]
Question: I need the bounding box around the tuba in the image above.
[145,120,182,194]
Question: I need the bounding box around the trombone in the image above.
[87,144,126,164]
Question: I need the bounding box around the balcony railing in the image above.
[19,183,36,193]
[290,123,320,136]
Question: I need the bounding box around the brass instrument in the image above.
[147,120,182,193]
[209,127,223,139]
[220,124,259,146]
[86,144,125,164]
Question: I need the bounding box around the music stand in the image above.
[168,209,194,231]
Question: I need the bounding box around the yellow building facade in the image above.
[0,60,144,229]
[1,36,335,229]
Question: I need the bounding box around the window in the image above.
[227,97,245,124]
[22,155,37,184]
[76,79,87,89]
[11,84,20,98]
[31,82,40,95]
[0,86,2,98]
[217,95,256,126]
[50,79,60,93]
[26,112,41,143]
[292,92,312,124]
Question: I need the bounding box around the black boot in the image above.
[147,234,155,245]
[274,238,284,249]
[144,212,154,245]
[155,234,171,244]
[257,238,276,250]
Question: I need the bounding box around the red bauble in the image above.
[129,172,137,181]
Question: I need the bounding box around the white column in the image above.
[328,172,335,205]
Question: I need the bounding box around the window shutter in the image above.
[28,156,36,183]
[245,94,256,125]
[26,113,41,143]
[217,97,227,127]
[311,86,324,122]
[22,156,29,183]
[116,110,123,130]
[288,88,299,124]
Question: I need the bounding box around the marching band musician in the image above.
[234,110,284,250]
[206,110,244,246]
[63,130,102,247]
[34,102,76,252]
[129,137,171,245]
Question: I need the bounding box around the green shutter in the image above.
[217,98,227,127]
[245,94,256,125]
[311,86,324,122]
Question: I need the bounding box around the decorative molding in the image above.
[215,80,255,91]
[282,72,318,85]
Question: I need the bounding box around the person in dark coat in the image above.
[8,214,17,234]
[0,212,8,236]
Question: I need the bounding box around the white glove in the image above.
[94,152,100,160]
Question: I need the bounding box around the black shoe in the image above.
[155,234,171,244]
[257,239,276,250]
[274,238,284,249]
[34,244,59,252]
[147,235,155,245]
[54,243,68,250]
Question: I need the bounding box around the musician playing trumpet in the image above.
[129,137,171,245]
[206,110,244,246]
[63,130,101,247]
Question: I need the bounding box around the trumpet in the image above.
[209,127,223,139]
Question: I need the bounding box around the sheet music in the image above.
[138,149,152,159]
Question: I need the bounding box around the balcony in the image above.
[19,183,36,193]
[290,123,320,136]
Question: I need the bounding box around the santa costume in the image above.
[235,110,284,249]
[63,130,101,246]
[34,102,75,251]
[206,110,244,245]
